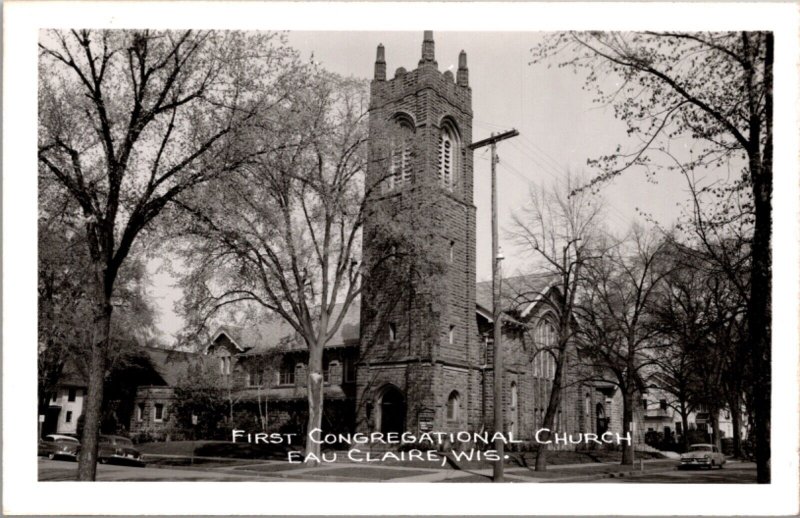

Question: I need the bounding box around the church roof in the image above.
[475,273,559,318]
[141,346,203,386]
[211,276,561,353]
[212,300,361,355]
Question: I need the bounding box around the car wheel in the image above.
[47,453,55,460]
[99,457,107,464]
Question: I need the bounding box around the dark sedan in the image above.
[98,435,145,466]
[38,434,80,460]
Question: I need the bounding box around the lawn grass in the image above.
[138,440,292,460]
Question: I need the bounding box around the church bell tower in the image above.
[357,32,481,437]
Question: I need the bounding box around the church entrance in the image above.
[379,386,405,435]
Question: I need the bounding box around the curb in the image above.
[539,465,679,483]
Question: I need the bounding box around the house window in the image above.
[154,404,164,422]
[279,361,296,386]
[50,392,58,403]
[343,357,356,383]
[68,388,77,402]
[136,403,145,422]
[449,325,455,345]
[323,358,331,383]
[446,391,460,421]
[388,323,397,342]
[248,363,264,386]
[65,411,73,423]
[659,399,668,411]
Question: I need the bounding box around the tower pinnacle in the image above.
[457,50,469,87]
[375,44,386,81]
[419,30,437,68]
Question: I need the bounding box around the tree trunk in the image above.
[263,381,270,432]
[304,344,324,465]
[256,384,265,432]
[621,386,635,465]
[710,409,722,452]
[534,348,568,471]
[77,300,112,481]
[730,403,742,458]
[680,404,690,453]
[746,31,772,485]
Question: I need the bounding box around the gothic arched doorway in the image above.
[378,385,406,435]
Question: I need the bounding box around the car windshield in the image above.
[689,445,713,452]
[115,438,134,446]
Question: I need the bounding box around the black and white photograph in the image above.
[4,1,799,516]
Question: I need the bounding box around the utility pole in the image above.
[469,128,519,483]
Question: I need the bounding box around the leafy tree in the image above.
[173,69,373,464]
[651,242,746,453]
[672,163,752,458]
[510,172,603,470]
[38,175,158,434]
[173,361,228,440]
[574,227,669,465]
[533,31,772,482]
[38,29,300,480]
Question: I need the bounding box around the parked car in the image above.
[98,435,145,466]
[38,434,80,461]
[679,443,726,469]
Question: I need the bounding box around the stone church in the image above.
[130,32,626,448]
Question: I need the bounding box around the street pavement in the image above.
[590,461,758,483]
[38,456,757,483]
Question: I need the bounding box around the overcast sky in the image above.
[149,31,702,343]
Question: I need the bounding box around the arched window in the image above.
[438,120,459,190]
[510,382,519,437]
[446,391,460,421]
[534,321,557,380]
[386,115,414,192]
[510,382,518,409]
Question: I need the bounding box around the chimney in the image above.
[457,50,469,87]
[375,44,386,81]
